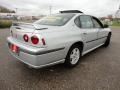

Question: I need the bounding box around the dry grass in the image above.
[0,20,12,28]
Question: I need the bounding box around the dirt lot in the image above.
[0,27,120,90]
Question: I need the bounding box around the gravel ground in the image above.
[0,27,120,90]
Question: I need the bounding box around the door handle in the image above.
[83,32,87,35]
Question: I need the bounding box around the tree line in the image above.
[0,6,15,13]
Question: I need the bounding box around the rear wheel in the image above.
[65,45,82,67]
[103,33,111,47]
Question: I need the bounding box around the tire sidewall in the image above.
[104,33,111,47]
[65,45,81,67]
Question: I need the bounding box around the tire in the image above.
[103,33,111,47]
[65,45,82,67]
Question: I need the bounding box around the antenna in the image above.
[49,0,53,15]
[49,5,52,15]
[15,8,18,14]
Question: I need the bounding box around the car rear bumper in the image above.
[7,36,65,68]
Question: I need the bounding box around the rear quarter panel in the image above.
[35,25,84,61]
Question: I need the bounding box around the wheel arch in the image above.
[64,41,84,66]
[109,32,112,35]
[68,41,84,53]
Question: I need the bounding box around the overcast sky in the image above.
[0,0,120,17]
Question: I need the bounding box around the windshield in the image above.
[34,14,75,26]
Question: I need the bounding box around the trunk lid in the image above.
[10,22,61,48]
[12,22,35,33]
[10,22,48,47]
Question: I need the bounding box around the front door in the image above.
[91,16,108,45]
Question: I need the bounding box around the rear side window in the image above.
[74,17,80,27]
[80,15,93,28]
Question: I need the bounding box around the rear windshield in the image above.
[34,14,75,26]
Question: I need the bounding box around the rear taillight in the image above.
[23,34,29,42]
[31,35,39,45]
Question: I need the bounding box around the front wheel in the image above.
[103,33,111,47]
[65,45,81,67]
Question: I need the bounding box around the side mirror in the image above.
[103,24,109,28]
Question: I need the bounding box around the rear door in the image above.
[79,15,99,51]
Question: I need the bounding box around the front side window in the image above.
[80,15,93,28]
[34,14,75,26]
[92,17,103,28]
